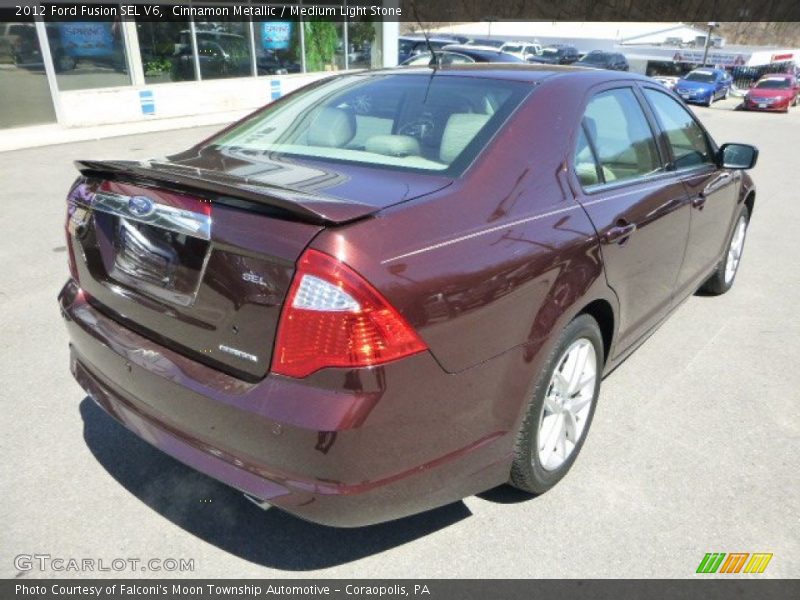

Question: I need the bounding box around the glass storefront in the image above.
[0,16,388,130]
[43,20,131,91]
[0,18,57,128]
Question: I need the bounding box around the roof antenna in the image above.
[410,0,438,68]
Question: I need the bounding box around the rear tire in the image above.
[510,315,603,494]
[699,204,749,295]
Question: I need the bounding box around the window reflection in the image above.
[44,20,130,90]
[193,17,252,80]
[254,19,301,75]
[0,18,56,128]
[347,19,378,69]
[305,20,345,72]
[136,20,194,84]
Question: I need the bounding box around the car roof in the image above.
[377,63,653,84]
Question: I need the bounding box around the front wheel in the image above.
[510,315,603,494]
[699,204,749,295]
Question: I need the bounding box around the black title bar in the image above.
[1,0,800,22]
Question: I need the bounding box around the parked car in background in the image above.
[742,74,799,112]
[675,67,732,106]
[465,38,504,48]
[59,65,757,528]
[256,50,301,75]
[402,45,525,66]
[650,75,679,90]
[527,44,580,65]
[577,50,629,71]
[500,41,542,60]
[398,36,458,64]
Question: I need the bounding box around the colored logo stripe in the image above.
[697,553,726,573]
[744,553,773,574]
[696,552,773,574]
[719,553,749,573]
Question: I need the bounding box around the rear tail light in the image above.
[65,181,83,283]
[272,249,427,378]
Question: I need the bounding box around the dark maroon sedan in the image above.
[59,65,758,527]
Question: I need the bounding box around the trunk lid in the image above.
[68,158,450,380]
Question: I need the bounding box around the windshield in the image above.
[502,45,523,53]
[541,48,561,57]
[685,72,716,83]
[580,53,607,64]
[755,78,792,89]
[208,74,530,174]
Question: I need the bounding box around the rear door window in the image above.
[578,88,662,185]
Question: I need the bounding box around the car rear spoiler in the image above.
[74,159,377,225]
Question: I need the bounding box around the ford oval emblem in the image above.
[127,195,155,218]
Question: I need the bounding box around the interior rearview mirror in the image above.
[718,143,759,170]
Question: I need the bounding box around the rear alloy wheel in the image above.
[510,315,603,494]
[700,204,749,295]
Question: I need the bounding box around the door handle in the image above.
[691,193,707,209]
[603,221,636,244]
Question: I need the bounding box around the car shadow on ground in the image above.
[79,397,474,571]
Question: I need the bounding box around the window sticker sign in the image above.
[261,22,292,50]
[58,22,115,57]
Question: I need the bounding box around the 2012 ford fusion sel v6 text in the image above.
[59,65,757,527]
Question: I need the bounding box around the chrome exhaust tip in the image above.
[243,493,272,511]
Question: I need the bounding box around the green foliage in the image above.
[349,21,376,47]
[144,57,172,76]
[304,20,339,71]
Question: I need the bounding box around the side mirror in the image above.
[717,143,758,170]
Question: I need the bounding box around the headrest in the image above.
[365,135,421,157]
[439,113,491,164]
[307,107,356,147]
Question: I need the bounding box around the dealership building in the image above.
[1,16,797,143]
[0,11,399,136]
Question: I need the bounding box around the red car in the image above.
[59,66,758,527]
[743,74,800,112]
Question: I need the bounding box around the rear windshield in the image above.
[209,74,530,175]
[755,78,791,89]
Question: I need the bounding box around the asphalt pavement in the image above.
[1,96,798,578]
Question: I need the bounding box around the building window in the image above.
[0,17,57,128]
[193,15,253,80]
[43,20,131,90]
[253,19,302,75]
[136,20,195,84]
[304,20,345,72]
[346,19,379,69]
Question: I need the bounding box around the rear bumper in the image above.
[59,280,520,527]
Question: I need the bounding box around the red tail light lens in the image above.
[272,249,427,378]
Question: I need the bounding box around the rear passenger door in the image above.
[571,85,691,356]
[641,85,739,298]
